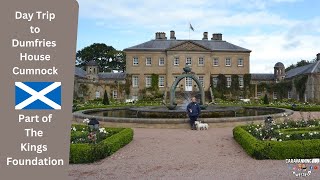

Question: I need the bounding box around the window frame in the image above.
[133,57,139,66]
[132,76,139,87]
[237,58,244,67]
[146,57,152,66]
[145,76,151,87]
[198,57,204,66]
[186,57,192,66]
[213,58,219,66]
[225,58,231,66]
[159,57,165,66]
[174,57,179,66]
[159,76,165,87]
[112,90,118,99]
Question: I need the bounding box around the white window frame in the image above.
[132,76,139,87]
[198,57,204,66]
[159,57,165,66]
[239,76,244,88]
[159,76,165,87]
[133,57,139,66]
[112,90,118,99]
[186,57,192,65]
[198,76,204,87]
[273,92,278,99]
[238,58,243,67]
[212,77,218,88]
[174,57,179,66]
[225,58,231,66]
[146,57,152,66]
[145,76,151,88]
[227,77,231,88]
[213,58,219,66]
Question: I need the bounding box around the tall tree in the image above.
[76,43,126,72]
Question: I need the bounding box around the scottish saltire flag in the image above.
[15,82,61,110]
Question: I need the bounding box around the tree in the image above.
[285,60,311,72]
[102,90,110,105]
[263,94,269,104]
[216,74,227,98]
[230,75,240,98]
[76,43,126,72]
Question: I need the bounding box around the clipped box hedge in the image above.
[70,127,133,164]
[233,126,320,159]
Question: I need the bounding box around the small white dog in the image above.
[195,121,209,130]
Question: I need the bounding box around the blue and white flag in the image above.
[15,82,61,110]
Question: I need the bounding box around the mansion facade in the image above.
[124,31,251,99]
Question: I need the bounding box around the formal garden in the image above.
[233,113,320,159]
[69,120,133,164]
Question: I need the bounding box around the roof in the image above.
[251,73,275,81]
[124,39,251,52]
[74,67,86,78]
[98,73,126,80]
[285,61,320,79]
[86,60,98,66]
[274,62,284,68]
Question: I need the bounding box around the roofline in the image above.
[124,49,251,53]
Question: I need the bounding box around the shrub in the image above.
[102,90,110,105]
[69,127,133,164]
[233,126,320,159]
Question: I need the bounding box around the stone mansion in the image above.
[124,31,251,99]
[73,31,320,103]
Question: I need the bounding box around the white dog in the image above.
[195,121,209,130]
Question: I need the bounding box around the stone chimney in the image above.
[202,32,208,40]
[170,30,176,40]
[155,32,167,39]
[211,33,222,40]
[317,53,320,61]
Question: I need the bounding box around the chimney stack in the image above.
[211,33,222,40]
[170,30,176,40]
[202,32,208,40]
[155,32,167,40]
[317,53,320,61]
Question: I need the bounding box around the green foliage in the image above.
[125,74,132,96]
[151,74,159,92]
[286,60,312,72]
[216,74,227,99]
[243,74,251,98]
[294,75,308,101]
[69,127,133,164]
[263,94,269,104]
[76,43,126,72]
[102,90,110,105]
[233,126,320,159]
[230,75,240,98]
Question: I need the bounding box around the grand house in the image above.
[73,31,320,103]
[124,31,251,100]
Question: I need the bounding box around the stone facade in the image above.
[124,31,251,99]
[74,60,126,102]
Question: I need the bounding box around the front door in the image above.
[185,77,192,91]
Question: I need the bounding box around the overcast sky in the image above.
[77,0,320,73]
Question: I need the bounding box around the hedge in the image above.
[70,128,133,164]
[233,126,320,159]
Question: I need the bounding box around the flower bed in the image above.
[233,119,320,159]
[69,124,133,164]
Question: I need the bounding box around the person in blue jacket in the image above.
[186,97,201,130]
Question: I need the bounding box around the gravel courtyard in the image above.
[69,112,320,180]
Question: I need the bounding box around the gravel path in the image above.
[69,112,320,180]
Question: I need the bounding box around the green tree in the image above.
[230,75,240,98]
[263,94,269,104]
[102,90,110,105]
[216,74,227,98]
[76,43,126,72]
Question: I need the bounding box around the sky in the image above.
[77,0,320,73]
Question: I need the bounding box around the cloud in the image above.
[77,0,320,73]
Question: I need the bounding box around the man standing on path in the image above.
[187,97,201,130]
